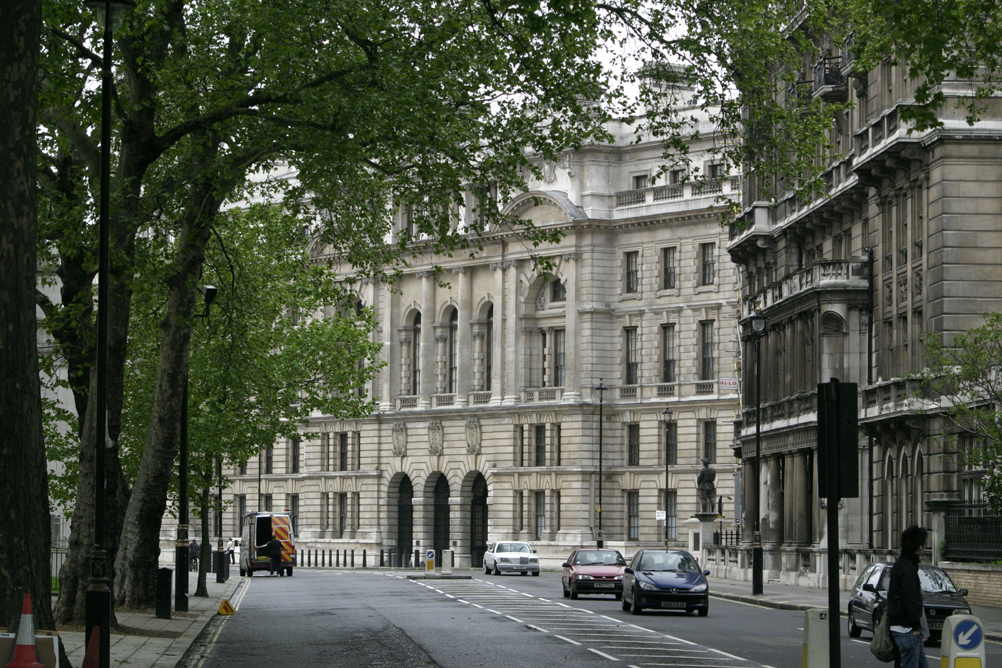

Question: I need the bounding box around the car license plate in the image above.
[661,602,686,608]
[928,621,943,630]
[595,583,614,588]
[513,565,525,570]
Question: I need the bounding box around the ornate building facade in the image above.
[220,112,745,568]
[727,34,1002,585]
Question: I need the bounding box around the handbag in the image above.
[870,609,895,663]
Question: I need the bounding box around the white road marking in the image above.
[526,624,550,633]
[505,615,524,623]
[556,635,582,645]
[587,647,621,661]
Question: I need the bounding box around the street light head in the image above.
[84,0,136,30]
[750,309,767,334]
[200,284,218,307]
[595,380,607,392]
[662,406,673,424]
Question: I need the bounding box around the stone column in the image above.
[503,260,521,405]
[455,266,472,406]
[380,283,396,412]
[741,456,756,544]
[434,328,448,395]
[471,331,485,391]
[418,271,435,408]
[563,252,582,402]
[490,261,507,405]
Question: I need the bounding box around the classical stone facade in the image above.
[727,38,1002,586]
[218,113,744,568]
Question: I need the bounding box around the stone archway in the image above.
[396,475,413,567]
[433,475,450,566]
[470,473,489,567]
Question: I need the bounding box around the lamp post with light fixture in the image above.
[749,308,767,596]
[82,0,134,664]
[596,380,606,549]
[662,406,674,551]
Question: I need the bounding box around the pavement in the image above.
[41,566,1002,668]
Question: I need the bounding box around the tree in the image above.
[919,313,1002,512]
[0,0,62,639]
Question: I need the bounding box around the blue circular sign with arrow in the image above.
[953,619,983,651]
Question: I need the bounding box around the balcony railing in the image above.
[522,387,563,403]
[613,179,738,209]
[812,56,845,91]
[469,391,492,405]
[432,394,455,408]
[742,258,870,317]
[397,396,418,409]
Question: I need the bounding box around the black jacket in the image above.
[264,539,283,560]
[886,552,924,631]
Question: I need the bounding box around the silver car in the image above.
[483,541,540,576]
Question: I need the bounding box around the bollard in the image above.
[414,549,420,569]
[941,614,986,668]
[380,550,384,567]
[156,568,172,619]
[802,609,829,668]
[363,549,367,568]
[351,549,355,568]
[442,550,453,575]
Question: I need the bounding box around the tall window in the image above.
[661,324,676,383]
[535,425,546,466]
[624,251,639,293]
[624,327,638,385]
[700,320,716,380]
[633,174,649,190]
[263,494,273,512]
[238,461,247,475]
[535,491,546,539]
[553,329,566,386]
[627,423,640,466]
[555,424,562,466]
[627,491,640,540]
[265,446,274,474]
[236,495,246,535]
[540,331,548,387]
[665,490,678,540]
[290,437,300,474]
[703,421,717,464]
[448,309,458,393]
[699,242,716,285]
[412,312,422,394]
[339,432,349,471]
[338,493,347,538]
[485,305,493,391]
[551,279,566,302]
[665,421,678,465]
[289,494,299,533]
[661,247,677,289]
[554,490,561,532]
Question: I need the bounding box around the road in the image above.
[186,570,1002,668]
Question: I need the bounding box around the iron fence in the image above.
[945,503,1002,562]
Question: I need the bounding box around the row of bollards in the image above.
[296,548,457,570]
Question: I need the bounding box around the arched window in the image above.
[914,451,924,528]
[899,453,910,532]
[551,278,566,302]
[485,305,493,391]
[448,308,458,393]
[884,452,895,549]
[412,312,422,395]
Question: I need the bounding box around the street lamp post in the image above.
[83,1,134,665]
[596,380,607,549]
[749,308,767,596]
[662,406,673,551]
[176,285,217,609]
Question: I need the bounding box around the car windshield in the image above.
[497,543,531,553]
[919,566,958,594]
[573,551,626,566]
[637,553,700,573]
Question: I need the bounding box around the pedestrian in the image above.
[886,525,929,668]
[189,539,200,572]
[257,535,283,576]
[225,538,235,564]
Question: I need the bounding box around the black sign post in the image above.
[817,378,859,668]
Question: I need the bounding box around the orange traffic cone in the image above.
[79,627,100,668]
[5,594,44,668]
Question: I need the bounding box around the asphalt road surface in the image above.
[185,570,1002,668]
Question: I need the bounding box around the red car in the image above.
[561,548,627,600]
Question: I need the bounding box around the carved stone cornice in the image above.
[451,266,469,275]
[563,252,582,262]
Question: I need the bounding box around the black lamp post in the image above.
[749,308,767,596]
[596,380,606,549]
[662,406,673,551]
[83,0,134,665]
[176,284,217,609]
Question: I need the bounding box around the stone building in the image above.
[726,33,1002,585]
[219,110,744,569]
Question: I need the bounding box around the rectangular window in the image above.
[627,423,640,466]
[339,432,349,471]
[320,433,330,472]
[554,490,561,532]
[237,495,246,535]
[263,494,273,513]
[700,320,716,380]
[238,461,247,475]
[551,279,566,302]
[290,437,300,474]
[624,327,638,385]
[353,432,361,471]
[535,424,546,467]
[669,169,685,185]
[627,491,640,541]
[661,324,676,383]
[338,493,347,538]
[708,163,725,179]
[665,421,678,465]
[699,242,716,285]
[624,251,639,293]
[665,490,678,540]
[703,421,717,464]
[289,494,299,533]
[661,247,677,289]
[535,491,546,539]
[265,446,274,474]
[517,493,524,531]
[555,424,562,466]
[553,329,566,387]
[632,174,649,190]
[540,331,548,387]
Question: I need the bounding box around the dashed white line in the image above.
[505,615,524,623]
[555,635,582,646]
[526,624,550,633]
[587,648,621,661]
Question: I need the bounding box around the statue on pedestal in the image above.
[697,458,717,514]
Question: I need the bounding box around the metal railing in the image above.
[945,503,1002,562]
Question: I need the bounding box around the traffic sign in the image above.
[218,599,235,615]
[655,510,666,521]
[426,549,435,561]
[953,619,983,651]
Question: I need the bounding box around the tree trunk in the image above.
[0,7,66,667]
[195,487,209,597]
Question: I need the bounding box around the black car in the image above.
[621,549,710,616]
[847,562,971,641]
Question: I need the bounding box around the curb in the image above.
[711,591,844,614]
[167,578,245,668]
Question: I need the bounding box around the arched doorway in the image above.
[433,476,450,566]
[397,476,413,567]
[470,474,488,567]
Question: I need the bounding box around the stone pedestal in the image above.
[694,512,719,565]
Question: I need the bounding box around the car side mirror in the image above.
[624,567,634,575]
[562,562,570,568]
[533,549,537,553]
[959,589,969,597]
[703,570,710,576]
[863,583,876,593]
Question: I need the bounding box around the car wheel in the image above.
[532,571,540,577]
[521,571,528,576]
[697,606,708,617]
[631,590,642,615]
[485,562,491,574]
[570,586,579,600]
[563,585,570,599]
[493,564,501,576]
[286,567,293,577]
[621,590,631,611]
[239,567,246,577]
[848,606,862,638]
[615,593,622,601]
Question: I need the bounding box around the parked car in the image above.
[621,549,710,616]
[483,541,540,576]
[561,549,627,600]
[847,562,970,642]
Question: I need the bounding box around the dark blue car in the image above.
[622,549,710,616]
